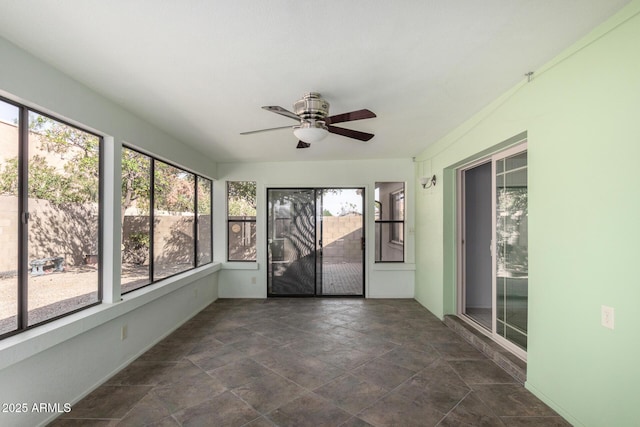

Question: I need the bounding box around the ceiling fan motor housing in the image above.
[294,92,330,121]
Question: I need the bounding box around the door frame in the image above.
[456,157,493,327]
[266,187,366,298]
[456,142,528,361]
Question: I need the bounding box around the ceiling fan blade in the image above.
[326,109,376,125]
[240,125,292,135]
[296,141,311,149]
[328,125,374,141]
[262,106,300,121]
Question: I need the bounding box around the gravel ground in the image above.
[0,264,150,334]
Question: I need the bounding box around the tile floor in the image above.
[49,298,569,427]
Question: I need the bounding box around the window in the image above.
[227,181,256,261]
[120,147,213,293]
[196,176,212,266]
[0,98,102,337]
[374,182,404,262]
[154,161,195,280]
[121,147,151,292]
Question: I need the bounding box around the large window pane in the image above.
[496,152,528,351]
[227,181,256,261]
[374,182,404,262]
[27,112,100,326]
[121,147,151,293]
[0,100,19,335]
[154,161,195,280]
[197,176,212,266]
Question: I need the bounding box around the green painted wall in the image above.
[414,2,640,425]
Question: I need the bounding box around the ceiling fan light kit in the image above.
[242,92,376,148]
[293,120,329,143]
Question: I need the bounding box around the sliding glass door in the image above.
[461,161,493,330]
[267,189,316,296]
[459,143,528,358]
[267,188,364,297]
[319,189,364,296]
[495,150,528,351]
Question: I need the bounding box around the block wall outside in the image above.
[321,215,363,263]
[0,196,19,276]
[0,197,204,274]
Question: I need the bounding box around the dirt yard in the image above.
[0,264,151,334]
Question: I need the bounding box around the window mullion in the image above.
[209,180,213,262]
[193,177,198,267]
[17,107,29,331]
[149,160,155,284]
[97,136,105,302]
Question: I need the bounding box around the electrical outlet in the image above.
[121,324,128,340]
[601,305,614,330]
[251,276,256,284]
[194,288,199,298]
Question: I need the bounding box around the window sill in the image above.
[222,262,259,270]
[372,263,416,271]
[0,262,221,371]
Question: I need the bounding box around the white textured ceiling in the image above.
[0,1,629,162]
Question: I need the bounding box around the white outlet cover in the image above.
[601,305,615,330]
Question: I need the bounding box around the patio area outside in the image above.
[0,263,165,334]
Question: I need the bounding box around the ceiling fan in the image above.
[241,92,376,149]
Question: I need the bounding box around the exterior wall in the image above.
[123,214,212,267]
[152,214,194,266]
[0,197,99,270]
[413,2,640,425]
[0,196,18,275]
[322,215,362,263]
[0,122,102,271]
[0,120,18,160]
[0,202,209,273]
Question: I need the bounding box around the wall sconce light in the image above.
[420,174,437,189]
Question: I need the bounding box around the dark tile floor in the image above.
[49,299,569,427]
